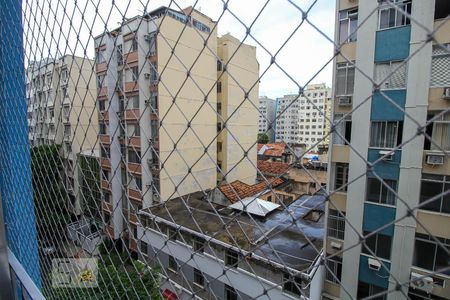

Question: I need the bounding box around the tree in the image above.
[257,133,269,144]
[30,144,70,239]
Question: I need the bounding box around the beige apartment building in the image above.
[94,7,259,249]
[26,55,98,215]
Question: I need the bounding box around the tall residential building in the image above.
[95,7,258,245]
[325,1,450,300]
[275,84,331,148]
[26,55,98,215]
[258,96,276,142]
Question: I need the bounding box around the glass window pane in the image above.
[435,245,450,274]
[336,67,347,96]
[420,181,442,212]
[376,234,392,260]
[367,178,381,203]
[339,19,349,44]
[379,10,389,29]
[413,239,436,271]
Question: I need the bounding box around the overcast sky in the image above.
[23,0,336,99]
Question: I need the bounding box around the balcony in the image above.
[127,162,141,175]
[96,62,107,73]
[128,187,142,202]
[130,238,138,252]
[98,87,108,98]
[99,134,110,145]
[102,201,113,214]
[127,136,141,148]
[124,109,140,122]
[129,212,139,225]
[124,82,139,93]
[100,157,111,169]
[104,225,114,239]
[98,111,109,122]
[101,179,111,191]
[123,51,138,64]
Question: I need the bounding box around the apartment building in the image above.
[95,7,258,245]
[258,96,277,142]
[325,1,450,299]
[137,191,325,300]
[26,55,98,215]
[275,84,331,148]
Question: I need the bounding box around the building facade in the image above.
[26,55,98,215]
[258,96,276,142]
[325,1,450,299]
[275,84,331,148]
[95,6,258,246]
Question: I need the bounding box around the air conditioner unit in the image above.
[330,241,342,250]
[442,87,450,100]
[410,272,434,293]
[426,154,444,165]
[379,150,394,161]
[368,258,381,271]
[337,96,352,106]
[144,73,150,79]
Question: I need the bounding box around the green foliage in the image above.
[257,133,269,144]
[47,252,162,300]
[30,144,70,237]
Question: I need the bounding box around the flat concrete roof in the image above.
[140,192,325,272]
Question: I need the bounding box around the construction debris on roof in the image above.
[257,142,286,157]
[228,197,281,217]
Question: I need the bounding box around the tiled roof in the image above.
[257,142,286,157]
[257,160,289,176]
[218,178,284,203]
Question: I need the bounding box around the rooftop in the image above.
[218,178,284,203]
[257,160,290,176]
[140,193,325,273]
[257,142,287,157]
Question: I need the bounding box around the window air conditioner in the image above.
[337,96,352,106]
[379,150,394,161]
[426,154,444,165]
[442,87,450,100]
[368,258,381,271]
[330,241,342,250]
[410,272,434,293]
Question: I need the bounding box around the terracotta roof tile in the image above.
[257,160,289,176]
[218,178,284,203]
[257,142,286,157]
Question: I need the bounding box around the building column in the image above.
[340,1,378,299]
[388,1,435,298]
[0,0,42,288]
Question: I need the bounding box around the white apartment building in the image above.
[276,84,331,148]
[258,96,276,142]
[26,55,98,215]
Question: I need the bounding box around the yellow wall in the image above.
[157,16,218,200]
[217,34,259,185]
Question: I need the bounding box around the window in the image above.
[96,51,105,64]
[134,176,142,191]
[150,63,158,82]
[193,19,211,33]
[98,100,106,111]
[217,81,222,93]
[413,233,450,274]
[117,70,123,89]
[193,236,205,252]
[99,123,107,135]
[168,255,177,272]
[140,241,148,256]
[424,112,450,151]
[339,9,358,43]
[100,147,110,159]
[150,92,158,111]
[217,141,222,152]
[97,74,105,88]
[128,150,141,164]
[378,0,411,30]
[357,281,387,300]
[131,66,139,82]
[131,37,138,52]
[327,209,345,240]
[325,255,342,283]
[101,169,109,181]
[362,231,392,260]
[336,62,355,96]
[193,269,204,287]
[224,249,238,268]
[431,44,450,87]
[217,122,222,132]
[151,120,159,141]
[117,44,123,65]
[374,61,407,89]
[367,177,397,206]
[370,121,403,149]
[419,174,450,214]
[283,273,302,296]
[225,285,237,300]
[64,124,71,136]
[148,33,156,55]
[335,163,349,192]
[217,59,222,71]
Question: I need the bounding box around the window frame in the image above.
[168,255,178,273]
[413,233,450,273]
[378,0,411,31]
[325,255,342,284]
[327,209,346,240]
[366,177,398,206]
[193,268,205,287]
[283,273,302,297]
[339,8,358,44]
[362,231,392,260]
[224,249,239,268]
[419,174,450,214]
[334,163,349,192]
[369,120,403,149]
[335,62,355,96]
